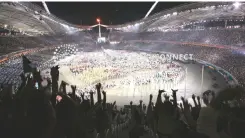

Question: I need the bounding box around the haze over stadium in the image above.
[0,2,245,138]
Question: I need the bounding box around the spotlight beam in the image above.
[42,1,51,14]
[144,1,159,19]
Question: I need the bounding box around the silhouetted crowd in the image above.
[0,63,244,138]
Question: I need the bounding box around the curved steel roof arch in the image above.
[0,2,82,35]
[108,2,245,32]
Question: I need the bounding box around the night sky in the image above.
[35,2,190,25]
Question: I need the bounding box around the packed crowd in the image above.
[109,29,245,47]
[65,50,180,75]
[0,32,93,56]
[0,61,245,138]
[57,50,184,91]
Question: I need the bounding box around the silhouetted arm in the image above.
[59,81,68,95]
[146,94,153,126]
[96,83,102,103]
[102,91,106,109]
[171,89,178,108]
[192,94,198,107]
[156,90,164,105]
[139,100,143,111]
[81,93,85,101]
[181,96,197,129]
[197,96,201,108]
[90,91,94,106]
[71,85,76,99]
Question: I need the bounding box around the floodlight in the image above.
[96,18,100,23]
[233,2,241,8]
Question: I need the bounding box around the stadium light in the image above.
[233,2,241,8]
[96,18,100,23]
[144,1,159,19]
[42,1,51,14]
[96,18,101,37]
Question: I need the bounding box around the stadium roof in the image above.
[108,2,245,32]
[0,2,81,35]
[2,2,245,34]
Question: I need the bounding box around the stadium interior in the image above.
[0,2,245,138]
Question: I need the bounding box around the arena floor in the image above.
[54,49,229,106]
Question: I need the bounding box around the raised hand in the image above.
[197,96,200,101]
[61,80,69,86]
[181,97,196,129]
[139,100,143,104]
[102,91,106,108]
[203,90,211,96]
[192,94,198,107]
[71,85,76,92]
[180,103,183,110]
[107,101,116,112]
[156,90,165,105]
[171,89,178,107]
[181,97,189,111]
[130,101,133,105]
[181,96,185,102]
[192,94,196,99]
[113,101,116,107]
[96,83,102,103]
[184,101,191,112]
[149,94,153,101]
[158,89,165,94]
[60,81,69,94]
[102,90,106,95]
[171,89,178,93]
[163,94,170,101]
[96,83,102,90]
[70,85,77,101]
[197,96,201,107]
[89,90,94,106]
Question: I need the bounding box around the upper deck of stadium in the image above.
[2,2,245,35]
[0,2,81,35]
[109,2,245,32]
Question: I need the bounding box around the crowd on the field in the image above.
[0,63,245,138]
[106,38,244,86]
[108,29,245,87]
[63,50,184,91]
